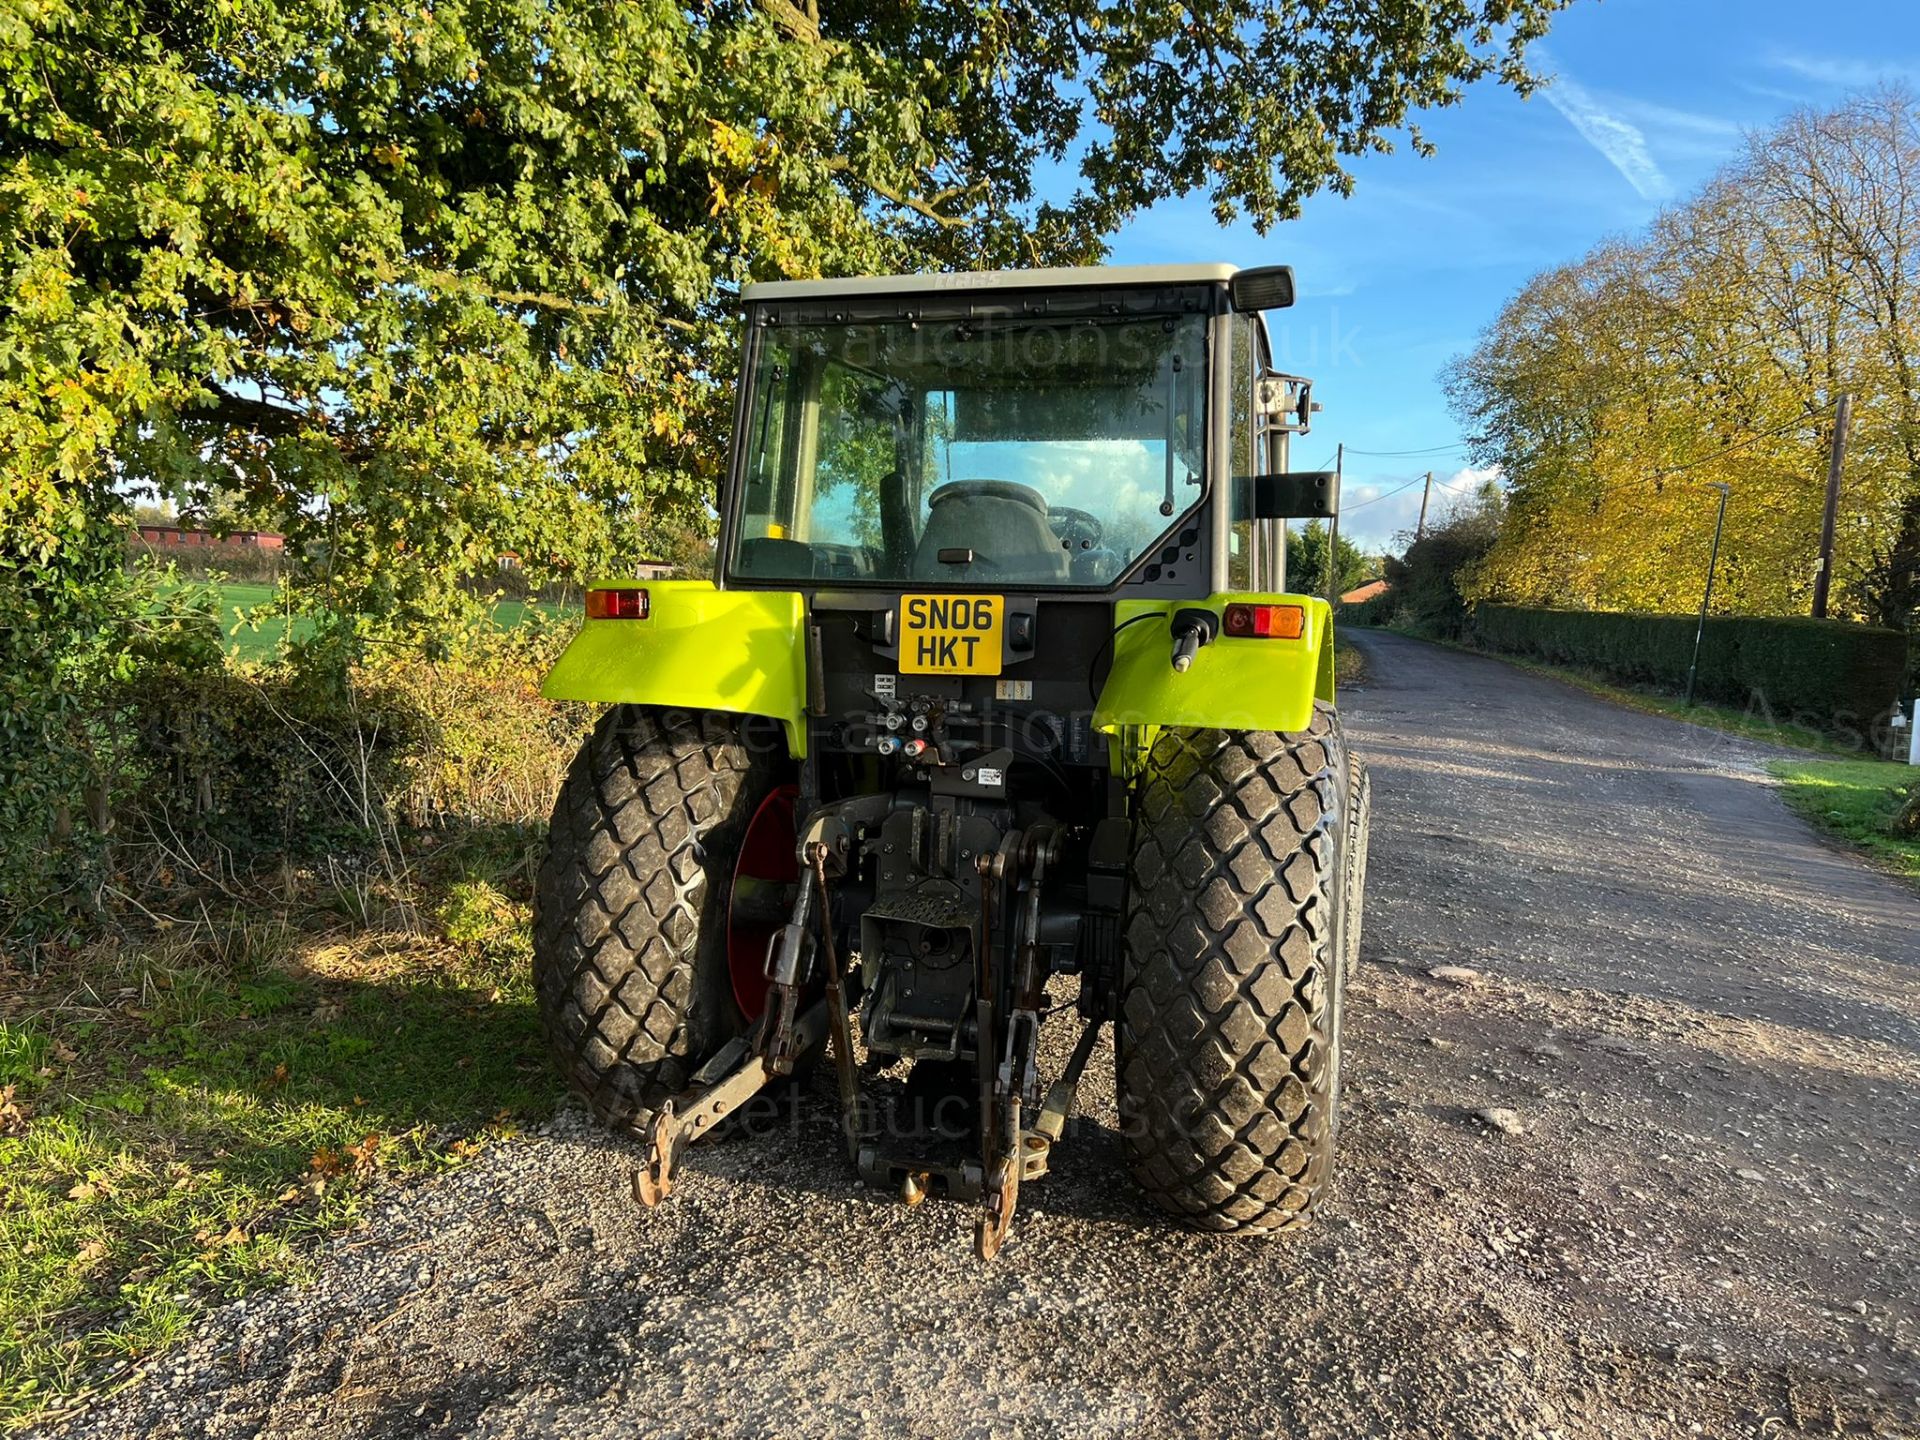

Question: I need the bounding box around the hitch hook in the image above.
[631,1100,679,1207]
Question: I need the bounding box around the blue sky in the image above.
[1107,0,1920,555]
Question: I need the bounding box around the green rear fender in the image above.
[1093,593,1336,742]
[544,584,1335,765]
[541,581,810,757]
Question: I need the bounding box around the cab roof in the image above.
[740,263,1241,304]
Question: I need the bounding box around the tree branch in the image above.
[193,387,308,436]
[419,271,699,330]
[755,0,821,44]
[823,157,984,228]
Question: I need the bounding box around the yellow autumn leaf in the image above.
[706,118,754,166]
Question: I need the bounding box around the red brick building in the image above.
[135,525,285,551]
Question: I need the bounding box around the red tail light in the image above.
[586,587,650,620]
[1222,603,1305,639]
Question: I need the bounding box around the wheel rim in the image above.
[727,784,800,1020]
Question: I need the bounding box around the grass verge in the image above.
[1767,759,1920,880]
[0,831,558,1429]
[1334,641,1368,689]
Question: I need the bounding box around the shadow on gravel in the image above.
[335,1109,1216,1437]
[680,1107,1164,1235]
[529,1052,1168,1243]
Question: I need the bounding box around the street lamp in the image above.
[1684,482,1731,708]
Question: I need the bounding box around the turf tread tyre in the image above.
[1341,751,1371,983]
[1118,704,1346,1233]
[533,706,782,1131]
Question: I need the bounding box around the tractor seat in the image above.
[735,535,817,580]
[911,480,1070,582]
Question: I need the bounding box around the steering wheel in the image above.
[1047,506,1104,551]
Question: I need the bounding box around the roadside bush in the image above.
[1341,589,1402,628]
[1,555,590,949]
[1474,606,1907,733]
[117,630,592,869]
[0,555,224,949]
[1895,788,1919,839]
[1373,492,1505,639]
[129,543,286,584]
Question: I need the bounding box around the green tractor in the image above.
[531,262,1370,1257]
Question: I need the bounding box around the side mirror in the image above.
[1235,471,1340,519]
[1229,265,1296,312]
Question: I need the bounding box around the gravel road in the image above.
[45,630,1920,1439]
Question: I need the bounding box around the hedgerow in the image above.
[1473,606,1906,732]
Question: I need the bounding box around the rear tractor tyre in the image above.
[1117,705,1349,1233]
[1341,751,1372,983]
[533,706,786,1132]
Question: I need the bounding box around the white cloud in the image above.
[1540,66,1672,202]
[1610,98,1747,163]
[1434,464,1503,505]
[1767,52,1920,89]
[1338,464,1504,555]
[1616,100,1743,140]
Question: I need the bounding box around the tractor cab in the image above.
[724,263,1323,595]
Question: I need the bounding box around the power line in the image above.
[1343,412,1811,527]
[1513,414,1813,506]
[1341,442,1473,459]
[1340,475,1429,513]
[1642,415,1810,483]
[1342,468,1493,518]
[1339,415,1805,523]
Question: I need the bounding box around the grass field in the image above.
[151,583,571,664]
[1768,758,1920,880]
[205,581,306,662]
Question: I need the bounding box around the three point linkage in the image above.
[628,820,1101,1260]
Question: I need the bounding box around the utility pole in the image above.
[1684,482,1731,708]
[1327,442,1344,606]
[1415,470,1434,541]
[1811,391,1852,620]
[1268,421,1289,593]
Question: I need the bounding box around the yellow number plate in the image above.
[899,595,1004,676]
